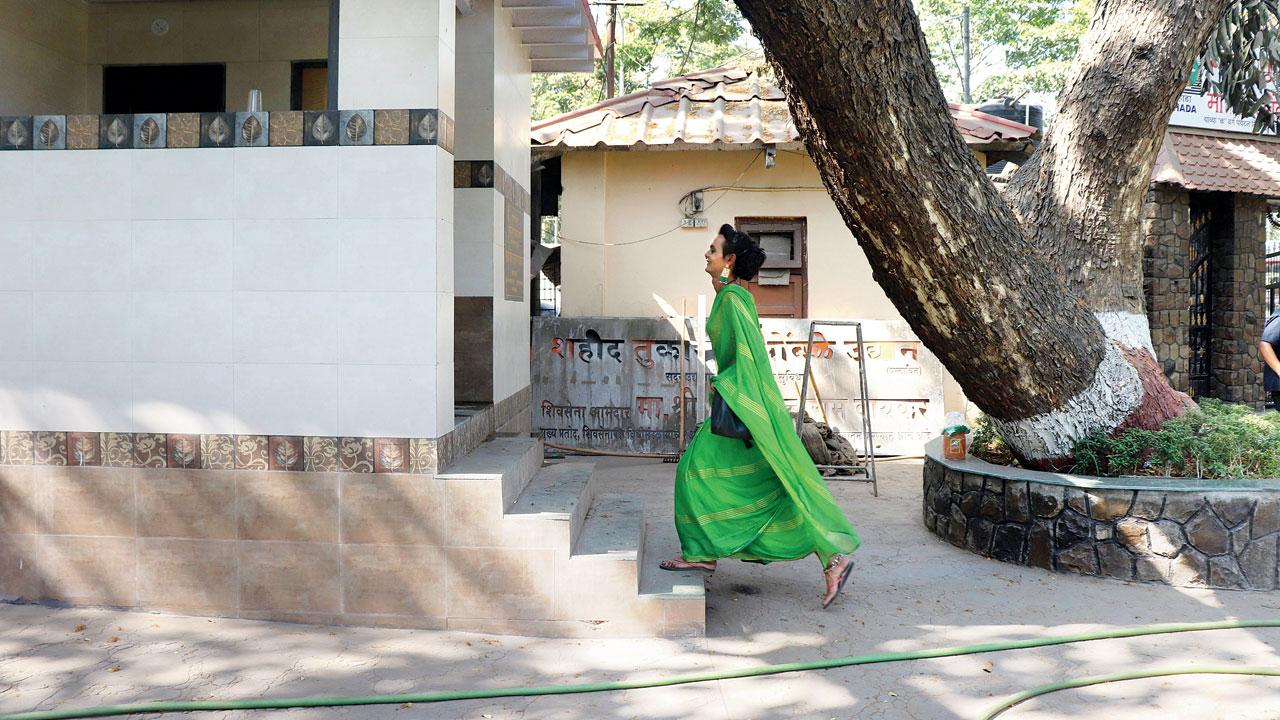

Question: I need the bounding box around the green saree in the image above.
[673,283,861,567]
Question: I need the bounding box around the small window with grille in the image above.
[735,217,807,318]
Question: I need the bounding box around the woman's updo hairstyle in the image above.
[719,223,768,281]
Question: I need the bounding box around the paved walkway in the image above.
[4,459,1280,719]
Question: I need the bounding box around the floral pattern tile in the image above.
[410,109,439,146]
[2,432,33,465]
[101,433,134,467]
[200,113,235,148]
[235,435,269,470]
[33,116,65,150]
[303,111,339,146]
[373,438,409,473]
[67,432,101,466]
[339,110,373,146]
[409,438,437,475]
[338,437,374,474]
[33,432,67,466]
[134,433,168,468]
[1,117,33,151]
[269,436,304,472]
[99,114,133,150]
[201,434,235,470]
[167,434,202,469]
[236,112,269,147]
[133,113,167,149]
[303,437,338,472]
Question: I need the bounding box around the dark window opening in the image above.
[291,61,329,111]
[103,64,226,114]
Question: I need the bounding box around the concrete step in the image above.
[437,436,543,510]
[508,461,597,552]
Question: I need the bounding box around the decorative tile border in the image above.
[454,160,532,214]
[0,110,455,153]
[0,405,501,476]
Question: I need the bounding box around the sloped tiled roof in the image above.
[532,65,1038,151]
[1152,131,1280,196]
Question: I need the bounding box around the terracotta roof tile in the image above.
[1154,131,1280,195]
[532,65,1038,151]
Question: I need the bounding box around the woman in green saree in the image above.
[660,224,861,609]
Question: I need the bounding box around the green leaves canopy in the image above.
[532,0,757,121]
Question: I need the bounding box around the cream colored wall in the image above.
[559,149,901,321]
[0,0,89,114]
[86,0,330,112]
[557,148,970,413]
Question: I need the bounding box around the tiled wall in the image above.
[455,0,532,407]
[0,0,90,115]
[0,111,456,441]
[85,0,330,113]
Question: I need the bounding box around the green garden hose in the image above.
[4,618,1280,720]
[979,666,1280,720]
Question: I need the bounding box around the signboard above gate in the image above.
[1170,59,1277,135]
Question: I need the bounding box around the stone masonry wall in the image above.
[1211,193,1267,406]
[1143,188,1191,393]
[923,457,1280,590]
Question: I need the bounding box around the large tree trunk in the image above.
[732,0,1230,467]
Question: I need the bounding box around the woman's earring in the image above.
[719,267,732,285]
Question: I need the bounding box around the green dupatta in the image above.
[672,283,860,566]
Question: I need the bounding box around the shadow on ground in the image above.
[4,459,1280,719]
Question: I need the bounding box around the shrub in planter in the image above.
[1070,400,1280,479]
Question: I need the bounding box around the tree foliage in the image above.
[1203,0,1280,132]
[532,0,758,121]
[914,0,1092,101]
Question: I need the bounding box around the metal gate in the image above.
[1188,201,1214,399]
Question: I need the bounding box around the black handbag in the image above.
[711,393,754,449]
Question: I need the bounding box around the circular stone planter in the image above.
[922,440,1280,590]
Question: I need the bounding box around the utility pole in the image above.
[593,0,644,98]
[961,5,972,104]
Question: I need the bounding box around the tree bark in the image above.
[732,0,1227,466]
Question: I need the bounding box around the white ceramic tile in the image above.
[336,363,436,438]
[32,292,131,362]
[338,0,444,39]
[0,152,35,220]
[338,145,438,219]
[133,362,235,434]
[437,36,456,117]
[132,148,235,220]
[435,217,454,294]
[132,292,233,363]
[434,358,453,436]
[30,220,132,291]
[337,218,436,292]
[337,291,438,365]
[0,361,35,430]
[132,219,234,291]
[436,153,454,225]
[233,147,338,219]
[453,189,497,245]
[234,363,338,436]
[33,361,133,431]
[454,240,494,297]
[0,292,33,362]
[233,291,339,363]
[337,36,443,109]
[234,218,341,291]
[0,221,34,290]
[29,150,132,221]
